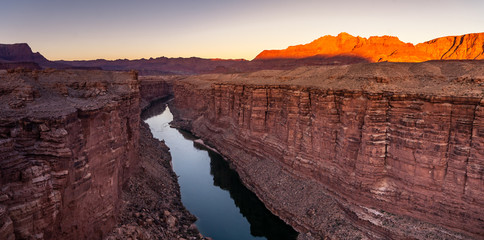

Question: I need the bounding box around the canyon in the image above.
[1,32,484,240]
[166,61,484,239]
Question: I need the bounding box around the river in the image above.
[144,104,298,240]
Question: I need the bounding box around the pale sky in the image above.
[1,0,483,60]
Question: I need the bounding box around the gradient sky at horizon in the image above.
[1,0,483,60]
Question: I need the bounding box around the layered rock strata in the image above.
[169,61,484,239]
[0,69,140,239]
[139,75,176,110]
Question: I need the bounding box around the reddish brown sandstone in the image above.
[0,69,140,239]
[169,61,484,239]
[139,75,176,110]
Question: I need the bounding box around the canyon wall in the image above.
[0,69,140,239]
[139,75,175,110]
[169,61,484,239]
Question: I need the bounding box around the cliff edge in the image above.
[169,61,484,239]
[0,69,140,239]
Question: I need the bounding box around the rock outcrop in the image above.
[0,43,66,69]
[169,61,484,239]
[0,44,46,63]
[255,32,484,62]
[0,69,140,239]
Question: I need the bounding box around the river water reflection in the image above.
[144,103,298,240]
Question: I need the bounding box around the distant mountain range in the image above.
[2,32,483,75]
[54,55,368,75]
[256,32,484,62]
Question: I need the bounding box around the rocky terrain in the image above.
[0,69,202,240]
[256,32,484,62]
[0,69,141,239]
[167,60,484,239]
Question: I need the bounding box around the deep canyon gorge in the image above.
[0,33,483,240]
[166,61,484,239]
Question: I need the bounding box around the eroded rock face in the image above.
[169,61,484,239]
[139,75,175,110]
[255,32,484,62]
[0,69,140,239]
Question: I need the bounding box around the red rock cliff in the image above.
[169,61,484,239]
[255,32,484,62]
[139,75,176,110]
[0,69,140,239]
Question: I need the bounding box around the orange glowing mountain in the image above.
[255,32,484,62]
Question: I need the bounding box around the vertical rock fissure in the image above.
[126,117,132,141]
[241,86,245,127]
[354,96,368,171]
[332,94,342,161]
[308,90,313,153]
[248,87,253,131]
[231,85,235,116]
[334,94,342,124]
[444,105,454,180]
[264,88,269,128]
[308,89,312,110]
[383,96,391,171]
[447,36,465,59]
[441,37,457,60]
[463,102,479,194]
